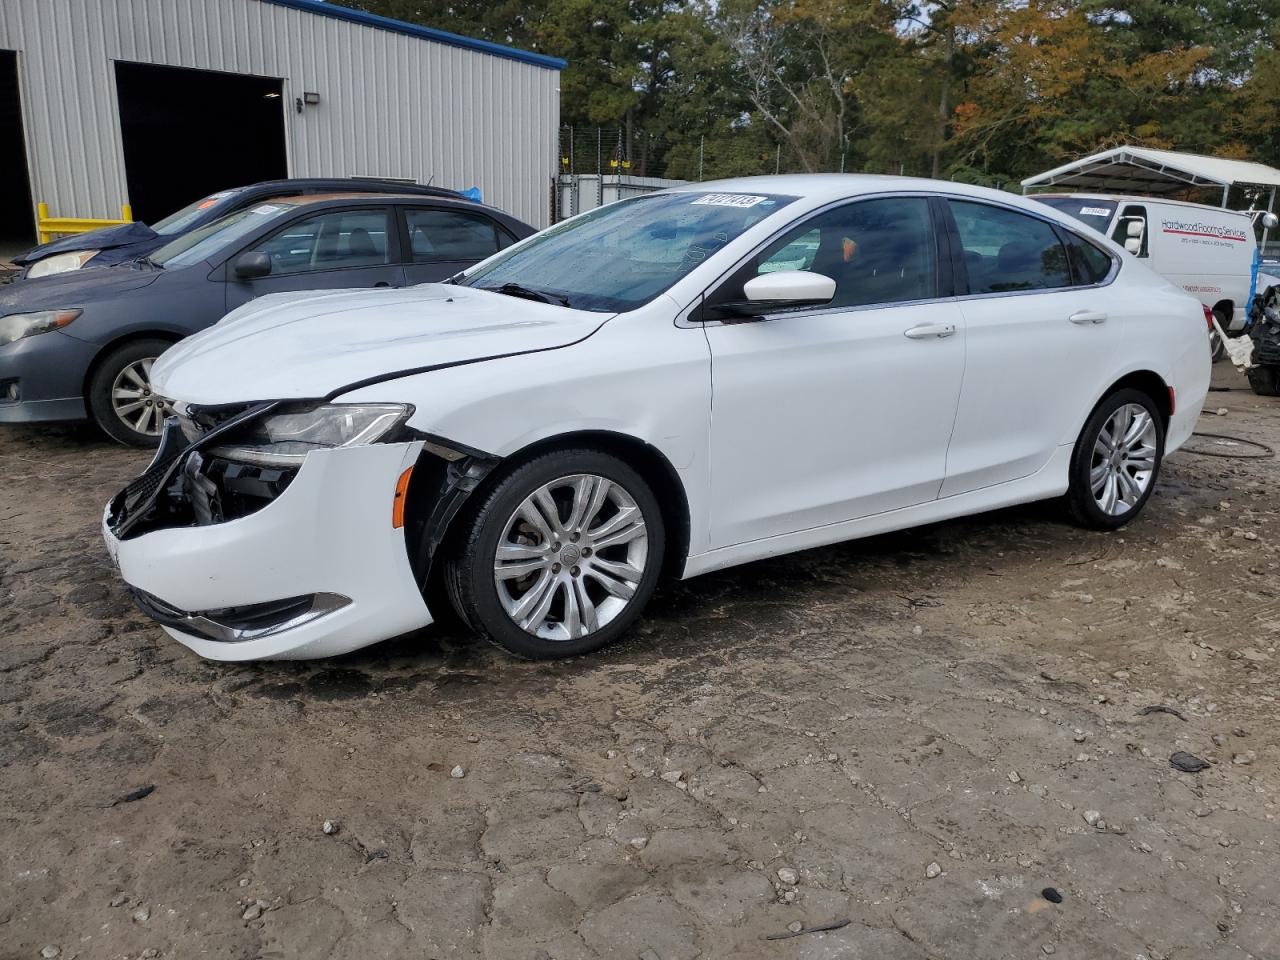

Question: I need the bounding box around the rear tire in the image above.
[444,448,665,659]
[87,338,173,448]
[1065,388,1165,530]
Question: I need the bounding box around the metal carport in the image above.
[1021,146,1280,207]
[1021,146,1280,250]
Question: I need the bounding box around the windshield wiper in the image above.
[134,255,163,270]
[483,282,570,307]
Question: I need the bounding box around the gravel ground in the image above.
[1,365,1277,960]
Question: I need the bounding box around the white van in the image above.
[1033,194,1269,355]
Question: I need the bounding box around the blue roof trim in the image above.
[261,0,567,71]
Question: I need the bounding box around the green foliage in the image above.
[336,0,1280,183]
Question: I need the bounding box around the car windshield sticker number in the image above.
[692,194,767,208]
[1080,207,1112,218]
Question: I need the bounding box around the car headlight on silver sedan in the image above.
[0,309,82,346]
[208,402,414,467]
[26,250,101,278]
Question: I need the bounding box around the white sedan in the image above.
[103,175,1210,661]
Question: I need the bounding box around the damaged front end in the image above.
[106,400,501,589]
[106,401,288,540]
[103,401,503,659]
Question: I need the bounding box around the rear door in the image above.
[399,205,517,284]
[224,206,404,310]
[940,198,1124,497]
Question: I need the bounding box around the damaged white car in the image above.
[104,175,1211,661]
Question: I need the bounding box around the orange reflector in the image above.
[1168,385,1176,416]
[391,466,414,528]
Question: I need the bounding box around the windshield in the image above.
[151,202,294,268]
[151,189,242,235]
[461,191,796,311]
[1034,197,1118,232]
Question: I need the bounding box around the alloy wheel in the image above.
[493,473,649,641]
[110,357,167,437]
[1090,402,1158,516]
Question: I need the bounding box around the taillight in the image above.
[1168,386,1176,416]
[1203,304,1215,329]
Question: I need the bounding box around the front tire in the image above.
[444,448,665,659]
[86,339,173,447]
[1065,388,1165,530]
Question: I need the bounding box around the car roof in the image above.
[239,191,534,233]
[658,173,1070,211]
[1033,192,1253,219]
[238,177,464,200]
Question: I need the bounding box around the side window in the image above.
[1111,204,1149,257]
[949,200,1071,294]
[405,208,511,263]
[720,197,938,309]
[249,208,391,275]
[1063,232,1115,285]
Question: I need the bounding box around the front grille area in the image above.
[108,401,291,539]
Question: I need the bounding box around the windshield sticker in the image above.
[1080,206,1112,217]
[692,194,767,208]
[251,204,283,215]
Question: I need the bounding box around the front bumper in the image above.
[0,330,97,423]
[104,438,433,660]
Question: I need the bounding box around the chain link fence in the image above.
[554,126,817,221]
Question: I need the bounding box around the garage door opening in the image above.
[0,50,36,248]
[115,61,287,225]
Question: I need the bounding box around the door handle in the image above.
[904,323,957,340]
[1069,310,1108,324]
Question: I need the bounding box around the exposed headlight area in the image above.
[25,250,100,278]
[0,309,82,346]
[207,402,413,467]
[107,401,414,538]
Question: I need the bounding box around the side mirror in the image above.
[1124,237,1142,255]
[705,270,836,320]
[744,270,837,304]
[233,251,272,280]
[1262,212,1279,230]
[1126,219,1145,239]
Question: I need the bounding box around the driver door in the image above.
[225,206,405,310]
[703,196,965,548]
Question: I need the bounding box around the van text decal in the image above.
[1160,218,1248,243]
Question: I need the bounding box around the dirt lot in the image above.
[2,366,1278,960]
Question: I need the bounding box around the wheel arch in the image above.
[1087,369,1172,434]
[407,428,692,604]
[81,330,183,403]
[500,430,692,578]
[1211,298,1233,322]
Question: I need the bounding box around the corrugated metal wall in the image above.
[0,0,560,226]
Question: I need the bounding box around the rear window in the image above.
[1034,197,1118,233]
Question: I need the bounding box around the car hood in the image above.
[13,222,160,265]
[0,262,164,312]
[151,284,613,405]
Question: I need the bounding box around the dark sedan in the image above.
[0,193,534,445]
[14,178,471,280]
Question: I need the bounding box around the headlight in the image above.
[27,250,101,278]
[0,309,82,347]
[208,402,413,466]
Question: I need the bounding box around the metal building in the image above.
[0,0,564,246]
